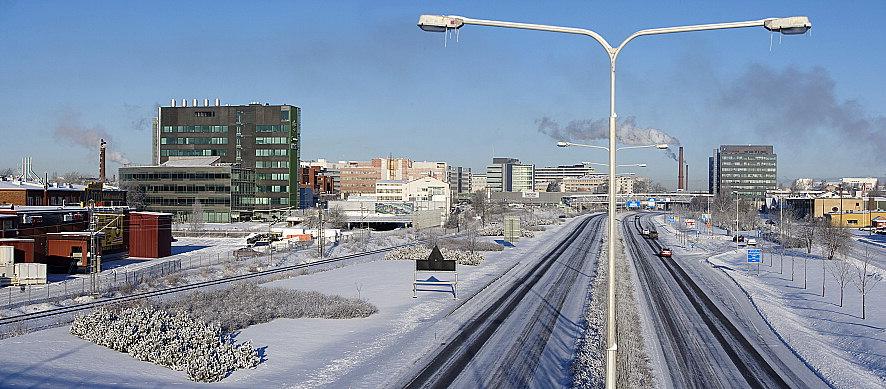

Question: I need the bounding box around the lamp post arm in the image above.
[614,19,768,59]
[455,16,615,54]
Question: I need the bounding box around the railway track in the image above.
[0,243,409,329]
[405,214,602,389]
[624,214,796,388]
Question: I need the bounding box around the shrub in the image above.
[165,284,378,333]
[70,305,259,382]
[384,246,484,266]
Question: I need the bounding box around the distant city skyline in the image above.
[1,1,884,185]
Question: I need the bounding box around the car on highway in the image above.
[642,228,651,236]
[658,247,672,257]
[747,238,758,246]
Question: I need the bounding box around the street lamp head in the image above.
[637,164,648,168]
[764,16,812,35]
[656,144,669,150]
[418,15,465,32]
[556,141,570,148]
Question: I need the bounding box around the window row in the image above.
[255,161,290,168]
[121,172,230,180]
[257,185,288,193]
[253,197,289,205]
[255,149,289,157]
[256,173,290,181]
[161,149,227,157]
[255,124,291,133]
[255,137,289,145]
[161,137,229,145]
[162,125,229,133]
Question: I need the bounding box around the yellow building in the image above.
[812,197,873,218]
[825,211,886,228]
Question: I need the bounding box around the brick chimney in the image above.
[677,146,684,191]
[99,139,107,182]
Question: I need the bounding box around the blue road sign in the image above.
[626,200,641,208]
[747,249,762,263]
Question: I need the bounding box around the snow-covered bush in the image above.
[70,305,259,382]
[477,225,503,236]
[165,284,378,332]
[384,246,484,266]
[438,238,504,252]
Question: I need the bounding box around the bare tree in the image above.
[470,191,487,226]
[796,218,820,255]
[818,218,851,260]
[0,168,14,177]
[851,245,882,319]
[190,200,205,232]
[119,182,146,210]
[302,208,321,228]
[829,253,854,307]
[326,206,347,229]
[61,171,90,185]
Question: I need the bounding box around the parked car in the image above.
[658,247,672,258]
[747,238,758,246]
[732,235,745,242]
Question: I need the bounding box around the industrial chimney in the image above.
[99,139,107,182]
[685,163,689,192]
[677,146,685,191]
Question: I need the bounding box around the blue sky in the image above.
[1,0,884,187]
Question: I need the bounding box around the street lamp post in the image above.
[417,14,810,388]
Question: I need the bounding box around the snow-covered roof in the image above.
[160,156,221,167]
[0,181,86,191]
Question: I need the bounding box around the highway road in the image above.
[405,214,605,389]
[624,213,828,389]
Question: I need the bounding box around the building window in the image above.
[255,137,288,145]
[256,124,290,133]
[194,111,216,117]
[255,149,289,157]
[281,110,290,121]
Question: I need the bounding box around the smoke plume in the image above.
[536,116,681,160]
[718,64,885,162]
[54,112,130,165]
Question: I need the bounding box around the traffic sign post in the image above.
[747,248,762,275]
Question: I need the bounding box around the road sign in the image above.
[747,248,762,263]
[626,200,641,208]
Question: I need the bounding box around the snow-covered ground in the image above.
[654,214,886,389]
[0,217,584,387]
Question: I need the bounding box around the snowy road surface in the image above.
[625,213,829,388]
[403,214,604,388]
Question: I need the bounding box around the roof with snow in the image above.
[160,156,221,167]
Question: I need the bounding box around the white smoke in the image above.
[536,116,681,160]
[54,112,130,165]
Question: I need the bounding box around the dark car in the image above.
[732,235,745,242]
[659,247,672,257]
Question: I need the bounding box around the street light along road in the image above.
[418,13,810,389]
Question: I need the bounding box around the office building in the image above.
[119,157,254,222]
[486,158,534,192]
[559,174,635,194]
[338,157,447,197]
[447,166,472,196]
[710,145,777,198]
[535,163,597,191]
[154,99,300,216]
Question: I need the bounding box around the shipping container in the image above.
[14,262,47,285]
[128,212,173,258]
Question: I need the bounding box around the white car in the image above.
[747,238,758,246]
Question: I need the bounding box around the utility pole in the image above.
[317,205,324,258]
[734,192,740,244]
[88,201,100,295]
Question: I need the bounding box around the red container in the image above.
[128,212,173,258]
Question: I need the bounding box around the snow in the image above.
[0,216,586,387]
[654,214,886,389]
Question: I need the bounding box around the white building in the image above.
[560,174,635,194]
[471,174,487,193]
[534,163,598,191]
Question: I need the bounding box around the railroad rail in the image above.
[0,243,410,328]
